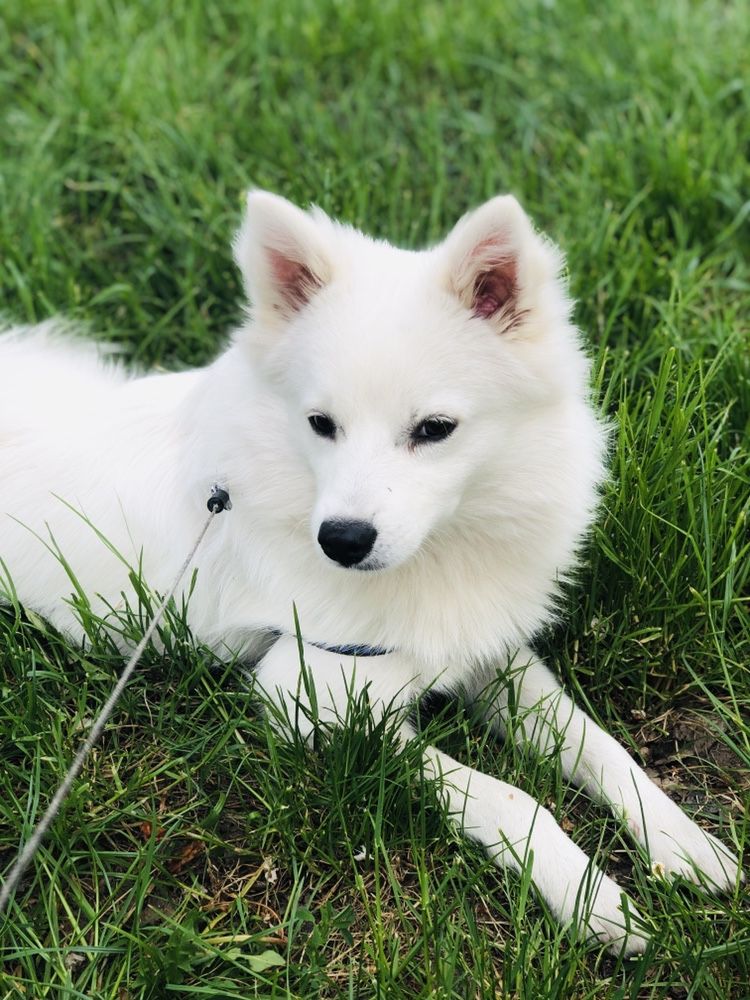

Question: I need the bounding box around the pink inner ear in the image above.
[268,248,321,312]
[472,261,517,319]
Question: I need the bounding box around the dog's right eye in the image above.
[411,416,457,445]
[308,413,337,440]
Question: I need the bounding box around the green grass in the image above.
[1,0,749,996]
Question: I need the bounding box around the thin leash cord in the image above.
[0,487,231,916]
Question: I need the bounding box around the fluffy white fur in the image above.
[0,192,740,953]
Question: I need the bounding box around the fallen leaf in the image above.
[167,840,205,874]
[138,822,166,841]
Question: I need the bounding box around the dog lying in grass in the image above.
[0,191,740,953]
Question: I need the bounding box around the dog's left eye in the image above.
[308,413,337,439]
[411,417,457,445]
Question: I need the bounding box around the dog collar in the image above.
[310,640,394,657]
[268,629,393,657]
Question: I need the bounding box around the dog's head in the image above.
[233,191,596,573]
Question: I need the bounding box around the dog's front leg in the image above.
[468,648,742,889]
[418,740,648,954]
[253,637,646,953]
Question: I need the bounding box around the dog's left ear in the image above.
[233,191,333,323]
[443,195,558,333]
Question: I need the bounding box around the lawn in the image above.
[1,0,748,997]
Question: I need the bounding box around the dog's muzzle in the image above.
[317,518,377,567]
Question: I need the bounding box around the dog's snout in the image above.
[318,519,377,567]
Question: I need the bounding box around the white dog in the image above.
[0,192,740,952]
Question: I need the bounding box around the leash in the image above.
[0,485,232,916]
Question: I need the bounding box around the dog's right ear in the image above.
[233,191,333,321]
[442,195,563,337]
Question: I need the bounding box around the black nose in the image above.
[318,519,377,567]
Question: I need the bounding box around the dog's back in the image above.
[0,323,130,428]
[0,324,202,635]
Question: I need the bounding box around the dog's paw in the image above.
[630,786,742,890]
[647,820,741,891]
[577,875,649,956]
